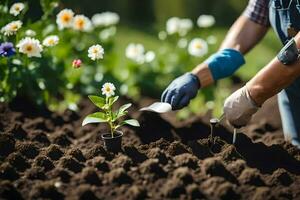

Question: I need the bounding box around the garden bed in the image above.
[0,97,300,200]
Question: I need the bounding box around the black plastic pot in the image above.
[101,131,123,152]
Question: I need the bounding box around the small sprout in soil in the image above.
[233,128,237,144]
[209,118,219,144]
[82,82,140,138]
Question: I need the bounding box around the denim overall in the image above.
[269,0,300,147]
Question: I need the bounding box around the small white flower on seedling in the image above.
[73,15,93,32]
[9,3,25,16]
[17,37,43,58]
[92,12,120,27]
[82,83,140,140]
[43,35,59,47]
[88,44,104,61]
[1,20,22,36]
[101,82,116,97]
[197,15,215,28]
[56,9,74,30]
[188,38,208,57]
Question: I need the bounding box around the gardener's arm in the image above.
[192,15,268,87]
[247,34,300,105]
[224,33,300,127]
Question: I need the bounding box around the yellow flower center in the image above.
[26,45,33,52]
[10,24,18,31]
[48,39,54,45]
[105,87,111,92]
[62,14,71,23]
[76,19,85,29]
[92,48,98,54]
[195,43,202,49]
[15,6,20,11]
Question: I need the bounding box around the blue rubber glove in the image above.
[161,73,200,110]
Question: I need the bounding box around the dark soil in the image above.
[0,97,300,200]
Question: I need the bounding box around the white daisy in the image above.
[207,35,217,44]
[17,37,43,58]
[101,82,116,97]
[166,17,193,36]
[9,3,25,16]
[145,51,155,63]
[178,18,193,36]
[88,44,104,60]
[197,15,215,28]
[42,35,59,47]
[166,17,180,35]
[177,38,188,48]
[188,38,208,57]
[73,15,93,32]
[125,43,145,64]
[25,29,36,37]
[92,12,120,27]
[1,20,22,36]
[56,9,74,30]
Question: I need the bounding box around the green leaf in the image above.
[122,119,140,127]
[88,95,105,109]
[82,112,107,126]
[109,96,119,106]
[119,103,132,113]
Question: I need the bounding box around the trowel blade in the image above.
[139,102,172,113]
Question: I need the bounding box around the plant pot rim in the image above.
[101,131,123,140]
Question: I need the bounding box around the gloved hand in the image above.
[161,73,200,110]
[223,86,259,128]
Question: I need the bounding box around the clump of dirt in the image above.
[33,155,54,172]
[6,152,30,172]
[174,153,198,169]
[86,156,110,172]
[0,163,19,181]
[238,168,265,186]
[0,134,15,157]
[29,181,64,200]
[45,144,64,160]
[104,168,132,184]
[16,141,39,159]
[1,98,300,200]
[58,156,84,173]
[67,148,86,162]
[166,141,190,156]
[139,158,166,178]
[25,166,47,180]
[202,157,236,183]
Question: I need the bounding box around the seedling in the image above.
[232,128,237,144]
[209,118,219,144]
[82,82,140,152]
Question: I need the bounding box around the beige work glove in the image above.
[223,86,259,128]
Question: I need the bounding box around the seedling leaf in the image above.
[82,112,107,126]
[109,96,119,106]
[119,103,132,113]
[122,119,140,127]
[88,95,105,109]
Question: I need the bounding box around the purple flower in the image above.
[0,42,16,57]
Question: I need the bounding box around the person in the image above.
[161,0,300,148]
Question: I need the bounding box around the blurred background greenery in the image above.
[4,0,282,118]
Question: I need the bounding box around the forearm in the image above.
[247,34,300,105]
[192,16,268,87]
